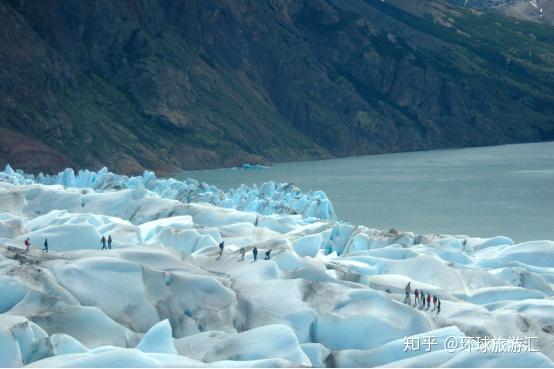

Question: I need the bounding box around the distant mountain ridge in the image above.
[1,0,554,174]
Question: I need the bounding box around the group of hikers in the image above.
[404,282,441,314]
[21,235,114,254]
[22,236,276,262]
[21,237,441,318]
[100,235,113,250]
[218,241,271,261]
[23,238,49,253]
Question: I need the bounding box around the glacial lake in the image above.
[181,142,554,242]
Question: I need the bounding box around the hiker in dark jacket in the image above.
[42,239,48,253]
[414,289,419,305]
[264,249,272,260]
[253,246,258,261]
[437,299,441,314]
[101,236,107,250]
[404,282,412,305]
[433,295,438,309]
[219,241,225,256]
[107,235,112,249]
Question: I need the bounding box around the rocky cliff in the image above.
[1,0,554,174]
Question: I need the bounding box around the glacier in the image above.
[0,165,553,367]
[0,165,335,221]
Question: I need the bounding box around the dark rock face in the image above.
[0,129,76,173]
[1,0,553,174]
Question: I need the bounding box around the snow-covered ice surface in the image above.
[1,165,554,367]
[0,165,335,221]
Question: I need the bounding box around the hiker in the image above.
[433,295,438,309]
[437,299,441,314]
[264,249,272,260]
[219,241,225,256]
[426,293,431,309]
[404,281,412,305]
[253,246,258,261]
[24,238,31,253]
[101,236,107,250]
[239,247,246,261]
[42,238,48,253]
[414,289,419,305]
[107,235,112,249]
[420,291,426,307]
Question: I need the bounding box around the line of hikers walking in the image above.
[23,235,113,254]
[219,241,271,262]
[23,238,49,253]
[23,235,275,261]
[404,282,441,314]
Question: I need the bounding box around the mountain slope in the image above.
[1,0,554,174]
[447,0,554,25]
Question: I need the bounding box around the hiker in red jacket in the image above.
[24,238,30,253]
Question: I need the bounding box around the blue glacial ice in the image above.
[0,165,335,221]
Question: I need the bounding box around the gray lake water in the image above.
[180,142,554,242]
